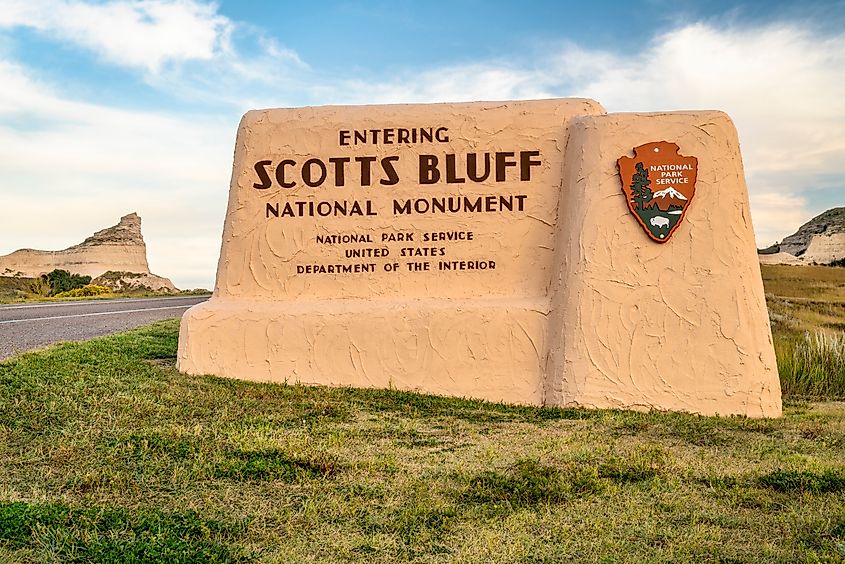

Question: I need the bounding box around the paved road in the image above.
[0,295,209,360]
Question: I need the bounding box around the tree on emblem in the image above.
[629,162,652,210]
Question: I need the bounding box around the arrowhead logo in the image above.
[617,141,698,243]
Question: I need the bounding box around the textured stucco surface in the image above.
[545,112,781,417]
[178,99,604,404]
[213,99,603,300]
[180,297,549,404]
[179,102,781,417]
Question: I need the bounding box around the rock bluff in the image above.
[0,213,177,291]
[759,207,845,265]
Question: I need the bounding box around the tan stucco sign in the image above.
[178,99,782,418]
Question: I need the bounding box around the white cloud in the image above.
[0,0,233,72]
[0,59,233,289]
[554,24,845,173]
[748,192,811,247]
[577,24,845,246]
[0,11,842,290]
[317,23,845,247]
[328,64,551,105]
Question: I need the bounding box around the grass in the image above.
[0,276,37,302]
[777,332,845,399]
[762,264,845,302]
[762,264,845,400]
[0,263,841,561]
[0,275,210,304]
[2,321,845,561]
[0,502,249,563]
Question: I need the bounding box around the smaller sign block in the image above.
[545,111,781,418]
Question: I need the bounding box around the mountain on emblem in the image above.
[617,141,698,243]
[652,187,687,201]
[648,187,688,212]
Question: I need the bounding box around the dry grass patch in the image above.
[762,264,845,400]
[761,264,845,302]
[2,321,845,561]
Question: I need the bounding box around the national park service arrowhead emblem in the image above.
[617,141,698,243]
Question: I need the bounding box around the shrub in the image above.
[52,284,112,298]
[42,269,91,295]
[778,331,845,399]
[28,277,51,297]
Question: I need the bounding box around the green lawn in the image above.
[1,320,845,562]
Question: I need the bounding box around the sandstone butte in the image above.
[759,207,845,265]
[0,212,177,292]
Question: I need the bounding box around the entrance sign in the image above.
[178,100,782,418]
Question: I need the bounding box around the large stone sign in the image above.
[177,99,782,418]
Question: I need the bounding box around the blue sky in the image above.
[0,0,843,289]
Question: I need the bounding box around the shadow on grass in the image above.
[105,431,199,460]
[102,432,340,483]
[759,468,845,494]
[356,499,456,558]
[0,502,251,563]
[455,459,604,509]
[213,449,339,482]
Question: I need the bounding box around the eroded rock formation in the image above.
[759,207,845,265]
[0,213,177,291]
[92,271,177,293]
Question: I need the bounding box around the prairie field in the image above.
[0,265,843,562]
[0,275,209,303]
[762,264,845,399]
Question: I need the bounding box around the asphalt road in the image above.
[0,295,209,360]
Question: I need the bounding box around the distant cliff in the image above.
[0,213,176,291]
[759,207,845,265]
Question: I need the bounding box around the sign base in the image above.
[178,297,548,405]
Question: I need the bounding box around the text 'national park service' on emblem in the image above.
[617,141,698,243]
